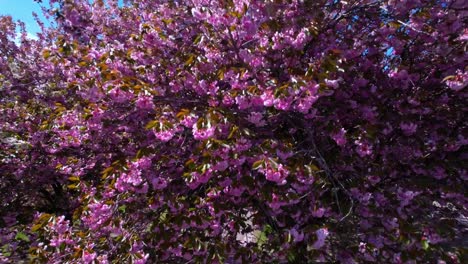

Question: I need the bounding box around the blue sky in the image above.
[0,0,49,36]
[0,0,125,37]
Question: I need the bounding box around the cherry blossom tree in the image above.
[1,0,466,263]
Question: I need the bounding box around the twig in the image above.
[291,116,355,221]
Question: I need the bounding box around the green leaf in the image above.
[159,210,168,222]
[1,244,11,257]
[162,18,173,25]
[421,239,429,250]
[145,120,158,129]
[68,176,80,182]
[218,68,225,80]
[193,34,202,45]
[67,183,79,189]
[442,75,455,82]
[176,109,190,119]
[228,126,238,139]
[185,54,196,66]
[252,160,264,170]
[15,232,30,242]
[31,224,43,232]
[257,231,268,248]
[42,49,51,59]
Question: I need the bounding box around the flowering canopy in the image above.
[0,0,466,263]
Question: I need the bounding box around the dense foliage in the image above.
[0,0,466,263]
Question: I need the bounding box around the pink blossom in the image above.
[311,208,325,218]
[97,255,109,264]
[180,114,198,127]
[292,29,308,49]
[228,186,244,197]
[355,139,373,157]
[382,217,399,231]
[262,163,289,185]
[273,98,291,111]
[457,28,468,41]
[276,149,293,161]
[133,253,149,264]
[235,95,251,110]
[295,99,312,113]
[191,8,207,20]
[247,112,266,127]
[82,251,97,264]
[272,32,284,50]
[133,157,152,170]
[359,242,367,253]
[400,122,417,136]
[235,138,252,152]
[192,125,215,140]
[213,160,229,171]
[325,79,339,89]
[397,188,419,207]
[109,88,132,103]
[331,128,347,146]
[219,177,232,187]
[50,216,70,234]
[312,228,329,249]
[151,177,167,190]
[211,223,222,236]
[2,1,466,262]
[136,95,155,110]
[269,193,285,210]
[222,94,235,106]
[433,166,447,180]
[154,129,175,142]
[445,70,467,91]
[261,91,274,107]
[367,175,380,185]
[290,228,305,242]
[86,201,112,230]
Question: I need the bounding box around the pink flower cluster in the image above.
[260,162,289,185]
